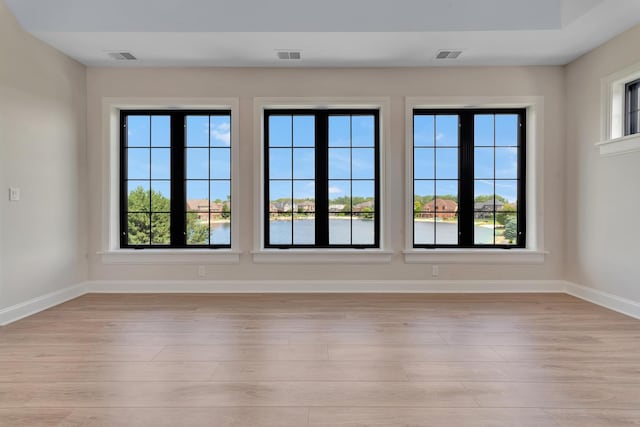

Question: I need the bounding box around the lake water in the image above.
[211,219,496,245]
[413,220,495,245]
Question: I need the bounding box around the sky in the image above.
[126,114,231,204]
[413,114,519,203]
[126,112,519,208]
[268,115,375,202]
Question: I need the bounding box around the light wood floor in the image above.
[1,293,640,426]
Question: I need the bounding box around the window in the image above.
[412,109,525,248]
[626,78,640,136]
[120,110,232,248]
[598,63,640,156]
[264,109,379,248]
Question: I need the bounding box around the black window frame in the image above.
[120,109,232,249]
[625,78,640,136]
[264,109,380,249]
[412,108,526,249]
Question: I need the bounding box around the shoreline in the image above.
[414,218,458,224]
[268,216,373,221]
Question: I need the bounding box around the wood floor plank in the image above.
[545,409,640,426]
[0,361,218,382]
[0,345,164,362]
[242,319,412,332]
[491,344,640,362]
[0,409,72,427]
[328,345,503,362]
[463,381,640,409]
[100,320,249,333]
[500,362,640,383]
[153,344,329,361]
[62,407,309,427]
[0,332,290,346]
[308,407,559,427]
[0,321,114,334]
[439,331,636,346]
[405,361,640,383]
[0,384,32,407]
[287,331,446,345]
[11,381,477,408]
[212,361,408,381]
[403,361,511,382]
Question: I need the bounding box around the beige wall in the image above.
[565,24,640,301]
[0,0,87,309]
[87,66,566,282]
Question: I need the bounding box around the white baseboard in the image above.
[0,282,88,326]
[88,279,567,294]
[565,281,640,320]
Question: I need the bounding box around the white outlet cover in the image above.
[432,265,439,277]
[197,265,206,277]
[9,188,20,201]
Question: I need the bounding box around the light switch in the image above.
[9,188,20,201]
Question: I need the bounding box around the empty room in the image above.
[1,0,640,425]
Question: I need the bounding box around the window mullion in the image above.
[458,112,474,247]
[171,113,186,247]
[315,112,329,246]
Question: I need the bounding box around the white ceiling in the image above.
[6,0,640,67]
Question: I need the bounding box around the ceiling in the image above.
[6,0,640,67]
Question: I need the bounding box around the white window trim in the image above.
[403,96,547,264]
[99,97,241,265]
[252,97,392,264]
[597,61,640,156]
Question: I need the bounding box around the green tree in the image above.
[504,217,517,242]
[127,186,170,245]
[474,194,508,204]
[414,200,422,218]
[186,212,209,244]
[496,203,517,225]
[221,201,230,219]
[436,194,458,202]
[359,206,374,220]
[127,186,209,245]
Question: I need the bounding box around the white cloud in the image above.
[328,186,343,194]
[211,122,231,146]
[435,132,444,140]
[216,122,230,131]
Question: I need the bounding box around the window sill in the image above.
[251,249,393,264]
[595,134,640,156]
[98,249,242,265]
[403,249,548,264]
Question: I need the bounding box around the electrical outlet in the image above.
[432,265,439,277]
[197,265,206,278]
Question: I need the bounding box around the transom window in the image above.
[264,109,379,248]
[412,109,526,248]
[626,78,640,136]
[120,110,232,248]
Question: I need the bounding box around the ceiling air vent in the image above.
[276,50,302,60]
[435,50,463,59]
[107,51,137,61]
